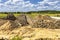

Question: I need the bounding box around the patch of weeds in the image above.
[11,36,22,40]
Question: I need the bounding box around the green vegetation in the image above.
[11,36,22,40]
[0,14,7,18]
[0,11,60,18]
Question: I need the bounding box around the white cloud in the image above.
[48,1,59,5]
[37,0,60,10]
[0,0,60,12]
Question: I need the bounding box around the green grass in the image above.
[0,14,20,18]
[28,13,60,17]
[0,13,59,18]
[11,36,22,40]
[14,14,20,17]
[0,14,7,18]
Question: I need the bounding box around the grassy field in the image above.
[0,13,60,18]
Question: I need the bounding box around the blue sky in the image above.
[0,0,60,12]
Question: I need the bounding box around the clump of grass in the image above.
[11,36,22,40]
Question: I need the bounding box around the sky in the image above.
[0,0,60,12]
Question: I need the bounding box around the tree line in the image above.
[0,11,60,14]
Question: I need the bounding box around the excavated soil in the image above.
[32,15,60,29]
[0,26,60,40]
[0,14,60,40]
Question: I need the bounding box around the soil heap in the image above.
[0,14,60,30]
[32,15,60,29]
[0,14,30,30]
[5,14,16,21]
[16,14,29,26]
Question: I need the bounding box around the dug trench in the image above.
[0,14,60,40]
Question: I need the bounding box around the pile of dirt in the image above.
[0,14,30,30]
[0,14,60,30]
[0,13,60,40]
[43,15,52,20]
[32,15,60,29]
[16,14,29,26]
[8,20,19,30]
[5,14,16,21]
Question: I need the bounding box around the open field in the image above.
[0,11,60,18]
[0,13,60,18]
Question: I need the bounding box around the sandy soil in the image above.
[0,23,60,40]
[0,17,60,40]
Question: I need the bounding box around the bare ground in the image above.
[0,21,60,40]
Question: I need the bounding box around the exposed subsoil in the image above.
[0,14,60,40]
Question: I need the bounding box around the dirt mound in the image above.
[32,15,60,29]
[2,14,19,30]
[8,20,19,30]
[43,15,52,20]
[5,14,16,21]
[35,15,52,20]
[0,14,30,30]
[0,14,60,31]
[0,14,60,40]
[16,14,29,26]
